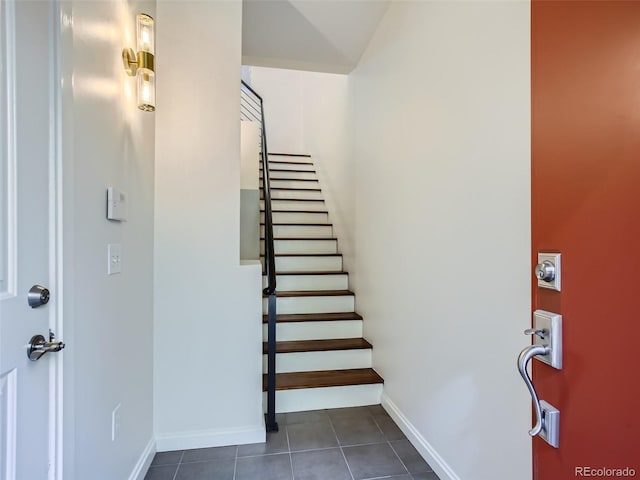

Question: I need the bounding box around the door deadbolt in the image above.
[28,285,50,308]
[535,253,561,291]
[534,261,556,282]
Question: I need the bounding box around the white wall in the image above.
[351,2,531,480]
[154,0,264,450]
[249,67,356,273]
[59,0,156,478]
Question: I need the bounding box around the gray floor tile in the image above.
[412,473,441,480]
[385,476,412,480]
[391,439,432,474]
[174,459,235,480]
[151,450,183,466]
[144,465,178,480]
[181,445,237,463]
[374,415,407,441]
[326,406,373,420]
[286,409,330,425]
[331,415,386,446]
[343,443,407,480]
[291,448,351,480]
[367,404,388,416]
[235,453,293,480]
[287,421,338,451]
[238,429,289,457]
[276,413,287,426]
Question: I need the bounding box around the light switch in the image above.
[107,244,122,275]
[107,187,127,221]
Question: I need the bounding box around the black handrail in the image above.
[241,80,278,433]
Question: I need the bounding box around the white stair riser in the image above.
[261,171,317,180]
[263,350,372,374]
[270,179,320,190]
[262,162,315,172]
[264,384,383,413]
[265,255,342,272]
[262,225,333,238]
[261,212,329,224]
[268,155,312,164]
[265,189,323,200]
[263,295,354,314]
[261,200,326,211]
[263,320,363,341]
[261,239,337,255]
[263,274,348,291]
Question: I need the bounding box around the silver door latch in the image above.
[27,330,65,361]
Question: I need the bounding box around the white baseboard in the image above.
[381,392,461,480]
[155,425,265,452]
[128,437,156,480]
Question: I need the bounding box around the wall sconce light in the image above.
[122,13,155,112]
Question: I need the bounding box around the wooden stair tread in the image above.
[261,222,332,226]
[263,338,371,354]
[269,153,312,158]
[261,237,336,241]
[261,161,314,166]
[260,168,316,173]
[262,312,363,323]
[263,289,353,298]
[263,271,347,276]
[262,368,383,391]
[261,253,341,257]
[260,210,329,214]
[267,187,322,191]
[262,198,324,202]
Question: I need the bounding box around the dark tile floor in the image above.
[145,405,441,480]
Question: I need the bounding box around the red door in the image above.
[532,1,640,478]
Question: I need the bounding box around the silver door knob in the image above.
[27,331,65,361]
[534,261,555,282]
[28,285,50,308]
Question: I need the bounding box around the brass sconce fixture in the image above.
[122,13,155,112]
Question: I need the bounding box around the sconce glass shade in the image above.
[136,14,154,54]
[137,71,155,112]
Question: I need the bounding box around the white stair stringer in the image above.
[263,384,384,413]
[263,273,349,291]
[261,199,326,211]
[261,154,383,412]
[264,320,363,341]
[264,349,372,374]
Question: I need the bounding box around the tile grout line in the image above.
[171,451,185,480]
[285,422,296,480]
[387,440,411,476]
[232,444,238,480]
[328,413,356,480]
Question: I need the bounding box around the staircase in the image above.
[260,153,383,413]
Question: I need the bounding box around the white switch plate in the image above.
[532,310,562,369]
[537,252,561,291]
[107,187,127,221]
[107,244,122,275]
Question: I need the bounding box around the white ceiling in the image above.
[242,0,390,74]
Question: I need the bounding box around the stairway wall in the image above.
[249,67,356,273]
[154,0,264,451]
[350,2,531,480]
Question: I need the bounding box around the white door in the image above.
[0,1,61,479]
